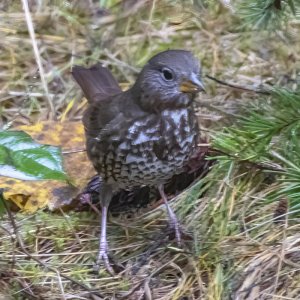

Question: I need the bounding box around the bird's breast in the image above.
[123,108,197,158]
[89,108,198,188]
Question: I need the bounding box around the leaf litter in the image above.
[0,1,300,299]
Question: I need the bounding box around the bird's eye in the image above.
[161,68,174,81]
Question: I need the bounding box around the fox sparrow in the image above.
[72,50,205,273]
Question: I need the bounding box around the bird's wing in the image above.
[82,90,143,139]
[72,63,122,103]
[83,95,125,139]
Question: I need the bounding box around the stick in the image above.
[206,75,271,95]
[22,0,56,119]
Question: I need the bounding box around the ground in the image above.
[0,1,300,299]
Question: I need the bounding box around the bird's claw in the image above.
[93,246,115,275]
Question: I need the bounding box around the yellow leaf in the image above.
[1,121,95,213]
[60,98,75,122]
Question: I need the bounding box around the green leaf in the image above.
[0,131,67,181]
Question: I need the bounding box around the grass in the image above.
[1,0,300,299]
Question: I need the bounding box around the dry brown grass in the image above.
[1,0,300,299]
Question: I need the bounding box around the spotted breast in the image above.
[93,107,198,189]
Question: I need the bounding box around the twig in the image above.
[16,277,40,299]
[56,271,66,300]
[272,204,288,300]
[62,148,86,154]
[21,0,56,120]
[0,91,55,99]
[0,193,104,298]
[103,49,140,73]
[209,148,285,172]
[206,75,271,95]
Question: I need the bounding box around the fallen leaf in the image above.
[0,130,67,181]
[1,121,95,212]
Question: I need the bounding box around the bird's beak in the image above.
[180,73,205,94]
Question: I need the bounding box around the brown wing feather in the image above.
[72,63,122,103]
[82,90,143,138]
[83,95,123,138]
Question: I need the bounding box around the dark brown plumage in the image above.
[72,50,205,273]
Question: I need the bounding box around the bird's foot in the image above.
[93,244,115,275]
[93,247,124,275]
[158,185,184,248]
[168,216,182,247]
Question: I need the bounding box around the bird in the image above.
[72,50,205,274]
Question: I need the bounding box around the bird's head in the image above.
[132,50,205,112]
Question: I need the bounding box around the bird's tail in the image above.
[71,63,121,103]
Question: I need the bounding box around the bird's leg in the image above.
[93,183,114,275]
[158,184,181,246]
